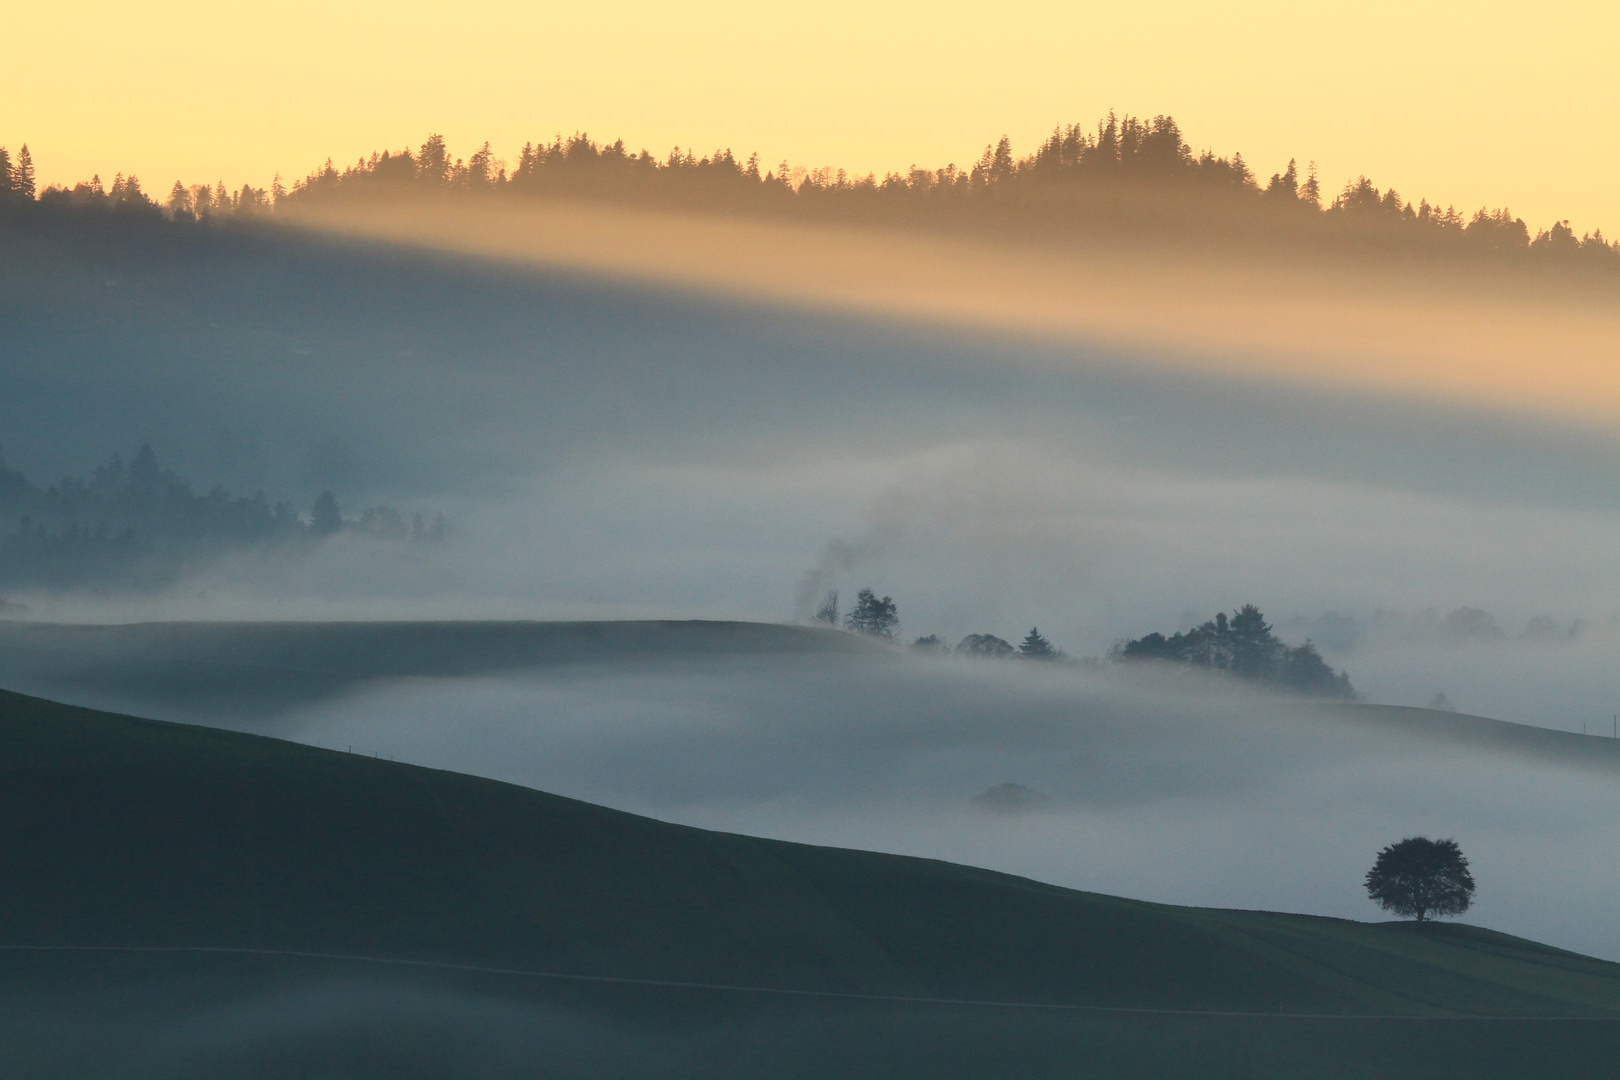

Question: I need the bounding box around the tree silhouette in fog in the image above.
[0,445,447,591]
[956,633,1015,658]
[310,491,343,537]
[10,146,34,200]
[845,588,899,638]
[1120,604,1354,698]
[7,118,1619,278]
[1364,837,1475,923]
[252,119,1620,277]
[813,590,838,626]
[1019,627,1057,659]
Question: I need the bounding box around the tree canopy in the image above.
[844,588,899,638]
[956,633,1015,658]
[7,114,1619,281]
[1364,837,1476,923]
[1120,605,1354,698]
[0,444,445,591]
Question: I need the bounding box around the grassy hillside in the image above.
[2,686,1620,1077]
[1329,700,1620,772]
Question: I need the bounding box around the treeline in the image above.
[3,114,1616,276]
[0,139,272,221]
[1118,605,1353,698]
[818,589,1354,699]
[0,444,447,590]
[277,121,1620,271]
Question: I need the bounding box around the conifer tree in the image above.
[1301,160,1321,206]
[1019,627,1057,659]
[13,145,35,199]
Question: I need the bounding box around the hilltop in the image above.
[8,115,1618,281]
[2,684,1619,1078]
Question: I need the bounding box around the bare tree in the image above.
[813,590,838,626]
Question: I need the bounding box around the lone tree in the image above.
[1364,837,1475,923]
[812,589,838,626]
[845,588,899,638]
[1019,627,1057,660]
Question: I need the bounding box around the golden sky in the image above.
[8,0,1619,232]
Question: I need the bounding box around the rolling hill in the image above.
[2,684,1619,1078]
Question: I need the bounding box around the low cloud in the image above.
[243,650,1620,963]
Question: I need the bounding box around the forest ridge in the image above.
[1,114,1615,276]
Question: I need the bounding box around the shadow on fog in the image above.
[6,218,1620,694]
[6,215,1620,512]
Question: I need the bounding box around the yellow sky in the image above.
[7,1,1619,232]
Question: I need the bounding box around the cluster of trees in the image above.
[922,629,1061,660]
[818,590,1353,697]
[0,444,446,590]
[1119,605,1354,698]
[0,145,36,201]
[5,115,1617,275]
[817,589,1060,659]
[270,121,1618,271]
[0,138,269,219]
[38,172,272,218]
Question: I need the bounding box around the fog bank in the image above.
[260,650,1620,963]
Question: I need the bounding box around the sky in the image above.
[8,0,1620,233]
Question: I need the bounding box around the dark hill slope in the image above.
[3,687,1620,1078]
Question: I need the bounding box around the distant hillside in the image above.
[0,444,447,591]
[2,686,1619,1078]
[5,113,1617,282]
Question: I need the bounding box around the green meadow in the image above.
[3,682,1618,1078]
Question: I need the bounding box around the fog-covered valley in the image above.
[2,618,1616,963]
[4,213,1620,725]
[6,208,1620,965]
[269,652,1620,964]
